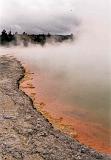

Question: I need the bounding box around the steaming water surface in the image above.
[0,42,110,153]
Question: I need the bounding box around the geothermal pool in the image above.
[0,0,110,155]
[0,43,110,153]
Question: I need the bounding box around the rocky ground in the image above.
[0,55,111,160]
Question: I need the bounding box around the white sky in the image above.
[0,0,110,34]
[0,0,78,34]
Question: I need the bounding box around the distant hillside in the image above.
[0,30,74,46]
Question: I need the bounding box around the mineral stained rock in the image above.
[0,56,110,160]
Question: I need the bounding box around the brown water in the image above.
[21,65,111,154]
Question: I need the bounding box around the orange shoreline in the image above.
[20,65,111,154]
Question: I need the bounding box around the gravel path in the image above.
[0,55,110,160]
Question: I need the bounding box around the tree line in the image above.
[0,29,74,46]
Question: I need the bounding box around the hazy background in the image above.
[0,0,110,34]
